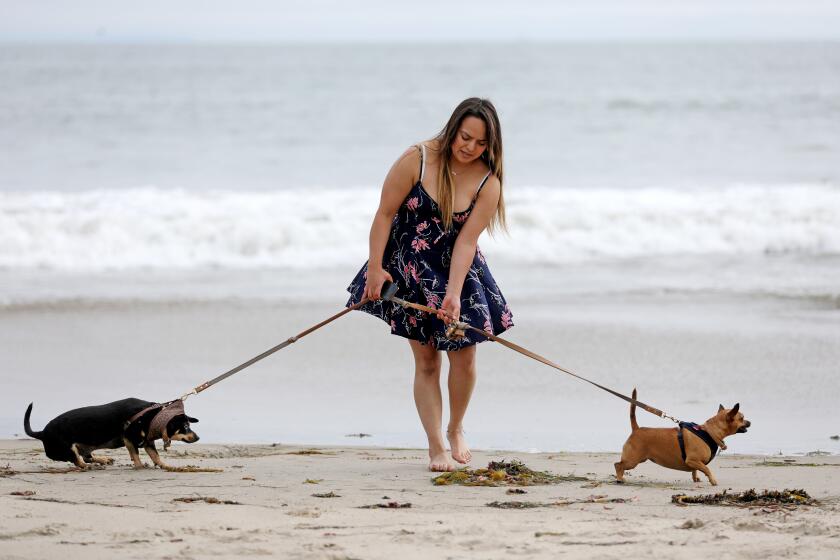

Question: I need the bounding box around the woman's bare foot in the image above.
[429,449,455,472]
[447,428,472,464]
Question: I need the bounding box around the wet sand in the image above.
[2,295,839,454]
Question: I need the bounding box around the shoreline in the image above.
[2,440,839,559]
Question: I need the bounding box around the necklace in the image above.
[450,157,473,176]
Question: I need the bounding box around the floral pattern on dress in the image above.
[346,179,513,351]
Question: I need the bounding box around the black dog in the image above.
[24,398,199,470]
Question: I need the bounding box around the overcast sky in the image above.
[2,0,839,43]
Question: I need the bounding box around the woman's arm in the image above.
[438,176,502,321]
[363,147,420,301]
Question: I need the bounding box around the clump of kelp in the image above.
[433,460,587,487]
[487,495,632,509]
[672,488,816,507]
[173,496,240,505]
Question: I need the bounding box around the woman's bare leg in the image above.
[408,340,452,472]
[446,345,476,464]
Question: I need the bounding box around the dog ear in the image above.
[718,404,725,412]
[727,403,740,418]
[187,416,199,423]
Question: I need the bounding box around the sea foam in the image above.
[1,184,838,271]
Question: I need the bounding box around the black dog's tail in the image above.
[630,388,639,431]
[24,403,43,440]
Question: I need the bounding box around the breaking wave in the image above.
[1,184,838,271]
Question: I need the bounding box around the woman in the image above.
[347,97,512,472]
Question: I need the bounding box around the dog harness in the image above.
[147,400,185,448]
[125,400,185,449]
[677,422,719,465]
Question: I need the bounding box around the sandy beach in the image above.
[3,32,840,560]
[2,439,839,559]
[3,273,839,559]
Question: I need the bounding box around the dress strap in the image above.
[473,170,492,201]
[418,144,427,182]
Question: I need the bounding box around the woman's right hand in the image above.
[364,266,394,301]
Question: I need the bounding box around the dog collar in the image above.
[677,422,719,465]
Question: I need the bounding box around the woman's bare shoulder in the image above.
[394,144,422,166]
[484,173,500,187]
[478,174,501,200]
[384,145,422,187]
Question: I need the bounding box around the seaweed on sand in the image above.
[312,492,341,498]
[161,464,223,473]
[359,502,412,509]
[1,464,83,476]
[755,460,840,468]
[285,449,336,456]
[487,501,547,509]
[173,496,240,505]
[672,488,816,507]
[433,460,588,486]
[487,495,632,509]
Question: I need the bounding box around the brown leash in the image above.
[380,283,680,424]
[172,282,678,425]
[177,300,368,402]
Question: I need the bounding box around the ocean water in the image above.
[1,43,839,454]
[2,43,839,192]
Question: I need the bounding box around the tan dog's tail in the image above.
[630,388,639,431]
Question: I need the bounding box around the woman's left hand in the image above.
[437,292,461,324]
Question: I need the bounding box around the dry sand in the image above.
[1,439,839,559]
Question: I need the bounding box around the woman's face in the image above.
[451,116,488,165]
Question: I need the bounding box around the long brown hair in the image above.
[431,97,506,233]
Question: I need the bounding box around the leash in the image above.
[177,299,369,402]
[380,281,681,424]
[172,280,679,425]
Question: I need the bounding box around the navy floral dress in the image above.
[346,144,513,351]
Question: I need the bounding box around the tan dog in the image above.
[614,389,751,486]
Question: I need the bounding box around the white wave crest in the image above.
[1,184,838,271]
